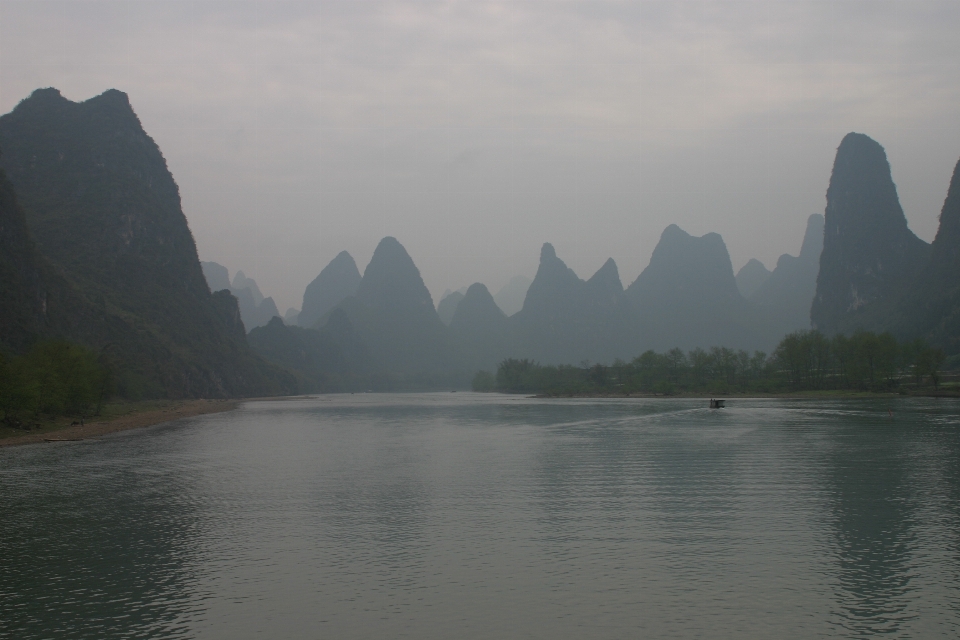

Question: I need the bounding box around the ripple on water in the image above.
[1,395,959,639]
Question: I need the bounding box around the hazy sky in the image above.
[3,1,960,312]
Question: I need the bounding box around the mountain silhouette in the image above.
[811,133,930,334]
[247,312,370,392]
[626,224,762,351]
[735,259,771,298]
[201,261,280,331]
[493,275,532,317]
[509,244,634,364]
[201,261,231,293]
[299,250,361,328]
[437,291,465,325]
[450,283,507,370]
[749,213,824,334]
[332,237,455,374]
[0,88,291,397]
[891,156,960,353]
[0,162,93,353]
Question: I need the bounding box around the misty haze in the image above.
[1,2,959,638]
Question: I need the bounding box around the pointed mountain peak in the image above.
[520,243,584,316]
[299,250,362,327]
[812,132,930,333]
[661,224,688,240]
[450,282,507,332]
[739,258,769,274]
[588,258,623,290]
[799,213,824,262]
[356,236,436,314]
[465,282,491,297]
[530,243,581,285]
[460,282,504,311]
[628,223,739,304]
[232,271,264,305]
[368,236,408,264]
[437,290,465,325]
[329,250,357,269]
[836,132,886,165]
[735,258,771,298]
[540,242,557,262]
[362,237,420,286]
[15,88,136,120]
[825,132,908,230]
[24,87,65,103]
[201,261,231,292]
[89,88,131,106]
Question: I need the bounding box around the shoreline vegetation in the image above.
[476,330,956,398]
[3,330,957,448]
[530,388,960,399]
[0,399,238,448]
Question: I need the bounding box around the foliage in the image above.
[471,370,495,392]
[489,330,947,395]
[0,340,111,426]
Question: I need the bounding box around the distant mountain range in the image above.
[265,217,821,386]
[737,214,824,336]
[200,261,280,332]
[262,130,960,388]
[2,87,958,397]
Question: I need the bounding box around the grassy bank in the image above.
[0,398,238,447]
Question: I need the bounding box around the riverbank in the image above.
[0,399,239,448]
[532,388,960,399]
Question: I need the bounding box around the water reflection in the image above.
[0,426,208,638]
[822,408,918,634]
[820,399,960,636]
[0,395,958,639]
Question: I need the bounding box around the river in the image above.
[1,394,958,638]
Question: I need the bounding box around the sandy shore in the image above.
[0,399,239,448]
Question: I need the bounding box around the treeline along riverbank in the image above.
[477,330,952,396]
[0,340,110,428]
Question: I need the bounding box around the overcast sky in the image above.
[3,1,960,312]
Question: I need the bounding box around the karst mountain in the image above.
[0,88,291,397]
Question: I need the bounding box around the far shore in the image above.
[3,388,956,448]
[0,399,240,448]
[530,389,960,399]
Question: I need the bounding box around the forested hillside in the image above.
[0,89,293,398]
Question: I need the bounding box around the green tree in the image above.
[496,358,537,392]
[0,341,109,424]
[688,348,709,388]
[472,370,495,392]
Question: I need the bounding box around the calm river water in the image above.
[1,394,959,638]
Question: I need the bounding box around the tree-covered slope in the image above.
[0,165,90,353]
[0,88,292,397]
